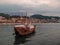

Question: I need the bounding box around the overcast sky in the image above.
[0,0,60,16]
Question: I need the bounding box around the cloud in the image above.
[0,0,60,16]
[0,0,60,7]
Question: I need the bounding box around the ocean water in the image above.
[0,23,60,45]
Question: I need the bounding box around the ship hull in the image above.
[14,25,36,36]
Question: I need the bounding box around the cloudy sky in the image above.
[0,0,60,16]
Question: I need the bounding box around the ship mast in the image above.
[25,11,28,24]
[25,11,31,24]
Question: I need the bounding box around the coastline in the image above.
[0,23,60,25]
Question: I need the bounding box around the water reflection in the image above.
[14,33,35,45]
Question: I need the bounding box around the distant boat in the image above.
[14,12,36,36]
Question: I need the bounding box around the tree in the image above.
[0,13,10,19]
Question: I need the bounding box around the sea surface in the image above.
[0,23,60,45]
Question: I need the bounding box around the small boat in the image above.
[14,23,36,36]
[14,12,36,36]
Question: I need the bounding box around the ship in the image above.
[14,12,36,36]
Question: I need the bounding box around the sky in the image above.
[0,0,60,16]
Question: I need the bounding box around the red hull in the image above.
[14,25,36,35]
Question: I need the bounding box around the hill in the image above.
[30,14,60,20]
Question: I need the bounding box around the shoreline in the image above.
[0,23,60,25]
